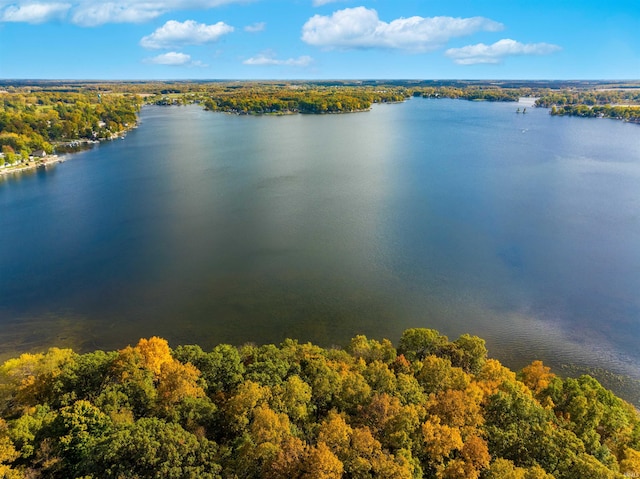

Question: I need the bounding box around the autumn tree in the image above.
[0,348,75,416]
[1,329,639,478]
[426,384,484,436]
[417,355,470,394]
[0,418,20,479]
[348,335,397,364]
[420,415,463,475]
[302,442,343,479]
[518,361,555,397]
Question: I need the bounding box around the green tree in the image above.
[96,417,221,478]
[53,399,113,477]
[417,355,470,394]
[398,328,449,362]
[348,335,397,364]
[451,334,487,374]
[173,344,245,396]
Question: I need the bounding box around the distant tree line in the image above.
[535,89,640,108]
[155,84,410,114]
[549,104,640,122]
[534,89,640,123]
[2,81,639,168]
[1,329,639,478]
[412,87,523,102]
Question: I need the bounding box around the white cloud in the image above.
[312,0,346,6]
[0,0,250,26]
[140,19,234,49]
[1,2,70,23]
[244,21,265,33]
[301,7,503,51]
[71,3,164,26]
[146,52,192,65]
[445,38,561,65]
[244,52,313,67]
[144,51,208,66]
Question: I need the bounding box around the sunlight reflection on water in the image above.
[1,100,640,402]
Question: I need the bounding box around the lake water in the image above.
[2,98,640,401]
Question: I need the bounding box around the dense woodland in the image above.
[2,81,640,167]
[1,329,640,478]
[194,84,409,114]
[534,89,640,122]
[0,91,140,164]
[412,87,523,102]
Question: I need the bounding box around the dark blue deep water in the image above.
[2,99,640,399]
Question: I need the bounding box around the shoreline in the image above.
[0,154,67,177]
[0,130,132,179]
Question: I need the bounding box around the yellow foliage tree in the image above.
[224,380,271,434]
[156,360,205,407]
[484,458,526,479]
[484,458,554,479]
[427,384,484,436]
[456,435,491,479]
[0,418,20,478]
[348,426,413,479]
[263,435,307,479]
[317,410,352,456]
[135,337,174,376]
[620,447,640,477]
[474,358,517,399]
[0,348,74,414]
[302,442,344,479]
[519,361,555,396]
[421,416,463,463]
[115,337,205,414]
[272,375,312,423]
[251,404,291,447]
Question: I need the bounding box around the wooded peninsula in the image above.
[1,80,639,174]
[1,329,639,478]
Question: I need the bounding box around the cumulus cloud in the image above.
[1,2,70,23]
[244,52,313,67]
[145,51,192,65]
[0,0,248,26]
[445,38,561,64]
[312,0,346,6]
[144,51,207,66]
[244,21,265,32]
[301,7,503,51]
[141,19,234,49]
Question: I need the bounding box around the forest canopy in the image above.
[1,329,639,479]
[0,91,140,160]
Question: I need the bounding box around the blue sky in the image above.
[0,0,639,80]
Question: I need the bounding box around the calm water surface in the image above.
[2,99,640,400]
